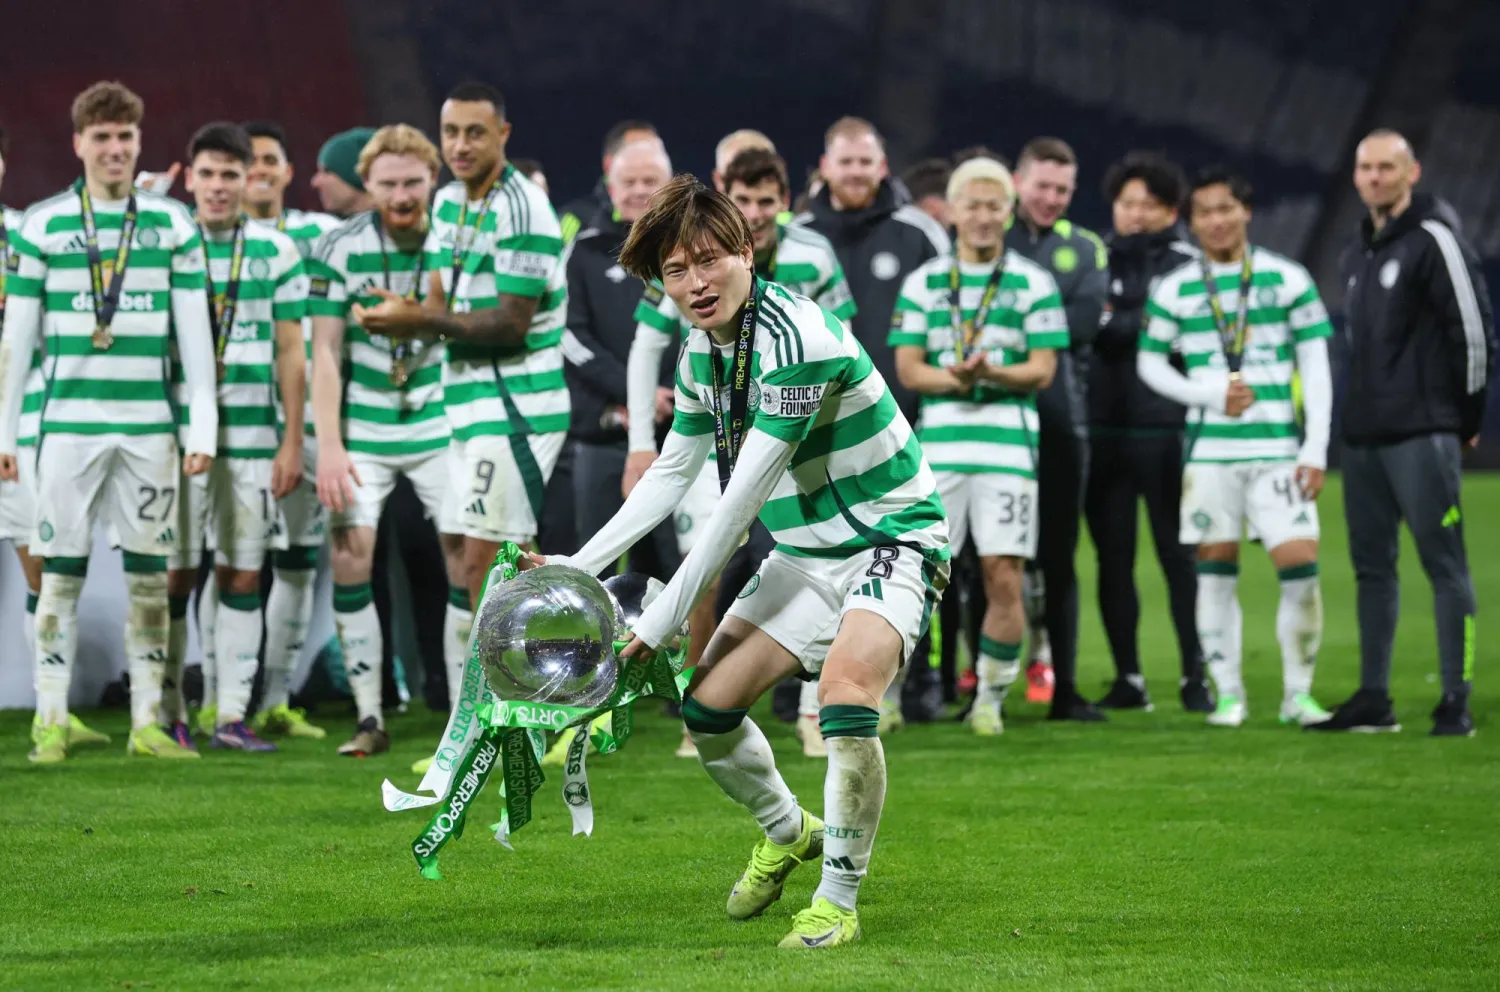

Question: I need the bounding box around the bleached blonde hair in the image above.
[946,156,1015,205]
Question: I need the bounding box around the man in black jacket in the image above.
[561,137,678,576]
[1007,137,1109,721]
[1086,152,1212,713]
[799,117,949,425]
[1311,129,1494,737]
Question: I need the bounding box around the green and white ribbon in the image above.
[383,542,692,879]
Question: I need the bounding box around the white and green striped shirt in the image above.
[308,212,448,457]
[1,205,42,448]
[173,221,307,459]
[426,166,568,442]
[4,184,211,443]
[1144,248,1332,463]
[671,280,947,559]
[888,250,1069,478]
[252,208,342,440]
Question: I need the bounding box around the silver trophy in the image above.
[602,572,666,630]
[473,564,622,708]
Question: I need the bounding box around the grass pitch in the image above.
[1,474,1497,991]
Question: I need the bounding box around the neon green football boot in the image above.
[253,704,328,739]
[128,725,203,759]
[194,704,218,739]
[66,713,112,747]
[778,897,861,949]
[28,720,68,764]
[726,809,824,920]
[411,756,433,774]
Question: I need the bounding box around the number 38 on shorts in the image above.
[1179,461,1320,548]
[934,471,1038,559]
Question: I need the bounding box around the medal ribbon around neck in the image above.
[78,180,140,350]
[949,253,1005,364]
[374,211,429,388]
[448,170,505,313]
[1198,248,1255,376]
[706,277,763,495]
[197,217,247,379]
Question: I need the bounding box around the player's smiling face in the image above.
[247,136,292,212]
[661,237,755,336]
[729,178,788,255]
[73,122,141,191]
[820,132,886,210]
[952,179,1011,255]
[440,100,510,184]
[1190,184,1250,259]
[186,150,248,227]
[367,153,435,234]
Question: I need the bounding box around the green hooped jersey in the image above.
[1144,247,1332,463]
[8,184,207,439]
[671,279,947,560]
[252,209,343,440]
[308,213,448,457]
[426,167,568,442]
[2,204,43,448]
[172,222,308,459]
[888,250,1069,478]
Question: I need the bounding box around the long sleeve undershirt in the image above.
[626,322,671,453]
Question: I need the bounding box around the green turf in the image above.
[2,474,1498,991]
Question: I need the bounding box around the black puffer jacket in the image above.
[1090,226,1198,433]
[1339,192,1495,445]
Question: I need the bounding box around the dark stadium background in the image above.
[7,0,1496,454]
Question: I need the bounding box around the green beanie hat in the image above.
[317,127,378,192]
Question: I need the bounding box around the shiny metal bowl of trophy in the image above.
[473,564,621,708]
[602,572,666,631]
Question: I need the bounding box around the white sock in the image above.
[216,590,263,724]
[124,567,170,730]
[688,710,800,845]
[262,564,316,711]
[814,707,886,912]
[1022,567,1048,662]
[1198,566,1243,700]
[34,570,84,726]
[334,583,384,728]
[198,571,219,709]
[975,637,1021,707]
[161,595,191,725]
[1276,565,1322,698]
[798,678,820,719]
[444,588,474,709]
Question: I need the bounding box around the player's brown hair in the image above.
[823,116,884,151]
[356,124,441,179]
[721,148,790,197]
[618,174,753,283]
[71,81,144,133]
[1016,137,1077,169]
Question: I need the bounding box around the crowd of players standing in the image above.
[0,77,1491,768]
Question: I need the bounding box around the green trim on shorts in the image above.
[43,557,88,577]
[333,582,373,612]
[220,590,261,611]
[121,552,166,574]
[25,592,39,614]
[274,546,320,570]
[819,704,879,739]
[1276,562,1319,582]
